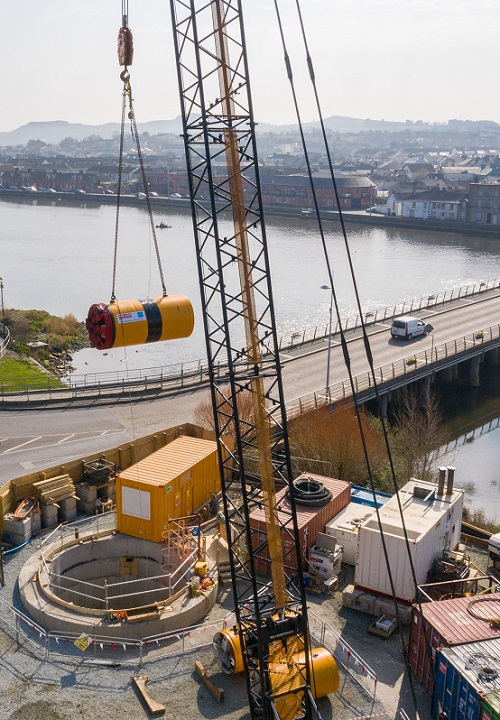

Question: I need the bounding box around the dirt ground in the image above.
[2,535,489,719]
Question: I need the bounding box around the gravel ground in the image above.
[3,533,489,720]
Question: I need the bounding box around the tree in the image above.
[391,389,446,483]
[288,402,388,487]
[193,383,254,437]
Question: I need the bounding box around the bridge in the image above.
[1,279,500,483]
[1,279,500,414]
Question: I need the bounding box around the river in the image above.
[2,196,500,520]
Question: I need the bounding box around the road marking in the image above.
[57,434,76,444]
[3,437,42,454]
[1,429,125,456]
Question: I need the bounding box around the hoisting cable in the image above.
[291,6,442,709]
[272,2,423,715]
[111,3,167,305]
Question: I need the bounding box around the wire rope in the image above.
[272,1,426,715]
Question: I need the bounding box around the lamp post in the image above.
[320,284,333,398]
[0,277,4,320]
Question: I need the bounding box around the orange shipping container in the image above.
[116,436,219,543]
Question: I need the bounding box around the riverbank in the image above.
[2,187,500,238]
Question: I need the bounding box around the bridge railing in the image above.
[1,281,499,400]
[277,278,500,351]
[286,322,500,418]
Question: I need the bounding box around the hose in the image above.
[289,477,333,507]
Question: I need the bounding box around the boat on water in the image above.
[155,222,172,229]
[13,495,39,519]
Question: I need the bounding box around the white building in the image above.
[387,192,465,220]
[354,475,464,604]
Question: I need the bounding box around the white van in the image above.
[391,315,429,340]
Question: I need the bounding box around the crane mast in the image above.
[169,1,319,718]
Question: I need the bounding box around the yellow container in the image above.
[116,436,219,543]
[195,561,208,578]
[86,295,194,350]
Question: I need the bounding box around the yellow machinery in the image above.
[86,295,194,350]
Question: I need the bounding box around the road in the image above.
[1,287,500,484]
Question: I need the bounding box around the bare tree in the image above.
[392,389,446,483]
[193,383,254,436]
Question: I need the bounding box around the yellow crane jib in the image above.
[86,295,194,350]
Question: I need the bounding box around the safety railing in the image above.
[286,322,500,419]
[0,594,376,699]
[308,611,377,701]
[277,277,500,351]
[0,322,10,358]
[38,514,198,609]
[0,279,499,399]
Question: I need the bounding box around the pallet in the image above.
[368,615,397,639]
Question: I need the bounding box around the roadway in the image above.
[1,287,500,484]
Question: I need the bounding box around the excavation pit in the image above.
[19,521,219,639]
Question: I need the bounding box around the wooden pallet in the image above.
[32,474,76,504]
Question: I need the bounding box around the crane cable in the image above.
[290,4,447,711]
[111,5,167,304]
[272,1,423,715]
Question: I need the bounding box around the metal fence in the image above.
[286,322,500,419]
[38,512,197,610]
[1,278,498,399]
[277,277,500,351]
[0,322,10,358]
[0,591,376,702]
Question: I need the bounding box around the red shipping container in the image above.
[249,474,350,577]
[409,595,500,694]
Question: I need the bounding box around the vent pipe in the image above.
[446,466,456,495]
[437,467,446,496]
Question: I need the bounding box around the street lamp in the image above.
[320,284,333,398]
[0,277,4,320]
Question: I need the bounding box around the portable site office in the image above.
[116,435,220,543]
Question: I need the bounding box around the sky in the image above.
[1,0,499,133]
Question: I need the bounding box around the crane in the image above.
[169,2,337,718]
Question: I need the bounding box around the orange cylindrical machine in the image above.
[86,295,194,350]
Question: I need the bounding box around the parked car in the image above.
[74,189,86,194]
[169,192,182,198]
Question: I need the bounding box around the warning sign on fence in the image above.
[74,633,91,652]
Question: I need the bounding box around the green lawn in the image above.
[0,356,65,391]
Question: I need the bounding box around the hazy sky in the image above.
[1,0,498,132]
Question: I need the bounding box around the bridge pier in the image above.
[419,375,432,402]
[440,366,453,383]
[379,393,389,418]
[485,348,499,367]
[469,356,481,388]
